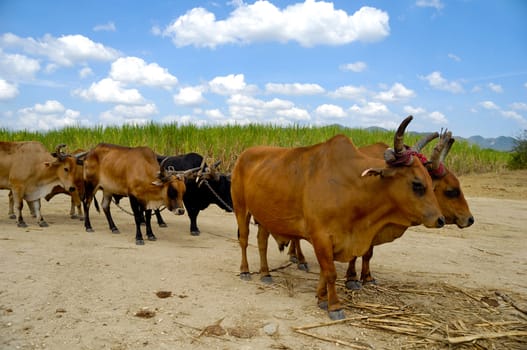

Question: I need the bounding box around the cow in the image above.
[151,152,233,236]
[230,116,445,320]
[42,148,87,220]
[82,143,191,245]
[284,131,475,289]
[0,142,80,227]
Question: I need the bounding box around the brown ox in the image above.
[41,149,87,220]
[284,131,475,289]
[82,143,189,245]
[231,116,445,320]
[0,142,80,227]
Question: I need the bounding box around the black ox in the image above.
[152,152,233,235]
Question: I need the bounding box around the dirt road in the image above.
[1,171,526,349]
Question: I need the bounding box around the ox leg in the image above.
[10,190,27,227]
[294,239,309,271]
[257,225,273,284]
[236,212,252,281]
[154,209,167,228]
[129,196,146,245]
[188,207,201,236]
[30,199,48,227]
[287,240,298,263]
[70,192,83,220]
[83,182,95,232]
[8,191,16,219]
[312,236,345,320]
[144,210,157,241]
[345,257,361,290]
[102,194,119,233]
[360,246,377,286]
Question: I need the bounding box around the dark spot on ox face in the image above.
[444,187,461,199]
[412,179,426,197]
[166,180,185,214]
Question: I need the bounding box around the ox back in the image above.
[155,152,232,236]
[0,141,79,227]
[231,116,445,320]
[82,143,187,245]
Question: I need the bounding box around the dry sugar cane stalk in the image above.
[293,328,373,350]
[447,331,527,344]
[293,311,405,331]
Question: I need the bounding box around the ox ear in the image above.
[361,167,397,178]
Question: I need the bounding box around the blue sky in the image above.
[0,0,526,138]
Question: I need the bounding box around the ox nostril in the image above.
[468,216,475,226]
[176,208,185,215]
[69,187,76,193]
[437,216,445,228]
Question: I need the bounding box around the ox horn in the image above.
[413,132,439,152]
[440,133,455,163]
[393,115,413,154]
[429,130,451,171]
[52,144,69,160]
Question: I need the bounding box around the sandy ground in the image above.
[1,170,526,350]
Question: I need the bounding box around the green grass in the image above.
[0,123,510,175]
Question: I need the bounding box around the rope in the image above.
[200,179,233,212]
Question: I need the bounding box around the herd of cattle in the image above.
[0,116,474,320]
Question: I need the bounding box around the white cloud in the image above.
[226,93,309,122]
[0,51,40,80]
[204,109,225,119]
[109,57,178,89]
[73,78,144,104]
[340,61,367,72]
[314,104,346,118]
[265,82,324,95]
[488,83,503,93]
[329,85,369,101]
[427,111,447,124]
[79,67,93,78]
[209,74,254,95]
[403,105,426,116]
[0,33,120,66]
[15,100,84,131]
[93,22,116,32]
[416,0,444,10]
[99,104,157,126]
[161,2,389,48]
[511,102,527,111]
[479,100,499,110]
[349,101,390,116]
[421,71,464,93]
[447,53,461,62]
[0,79,19,100]
[174,86,206,106]
[374,83,415,102]
[500,110,527,127]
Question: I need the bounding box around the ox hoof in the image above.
[111,229,120,234]
[260,275,273,284]
[289,256,299,264]
[9,214,16,220]
[318,301,328,310]
[39,221,49,228]
[71,214,79,219]
[86,228,94,233]
[328,309,346,320]
[297,263,309,272]
[158,223,167,228]
[147,235,157,241]
[240,272,252,281]
[17,222,28,228]
[345,280,362,290]
[190,230,200,236]
[363,279,377,286]
[136,240,145,245]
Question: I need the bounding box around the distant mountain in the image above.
[463,136,516,152]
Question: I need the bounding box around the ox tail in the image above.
[93,196,100,213]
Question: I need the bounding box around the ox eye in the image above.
[64,167,69,172]
[412,181,426,196]
[444,188,460,198]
